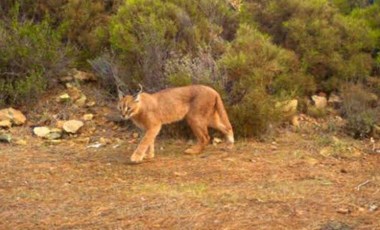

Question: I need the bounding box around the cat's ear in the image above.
[117,87,125,100]
[134,93,141,102]
[134,84,143,102]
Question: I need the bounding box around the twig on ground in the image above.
[355,180,371,191]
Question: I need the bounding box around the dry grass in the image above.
[1,130,379,229]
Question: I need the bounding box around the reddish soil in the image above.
[0,85,379,229]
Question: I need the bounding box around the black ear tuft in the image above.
[118,86,125,100]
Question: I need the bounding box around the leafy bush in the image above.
[332,0,374,14]
[0,10,73,106]
[350,2,380,74]
[1,1,120,65]
[61,0,119,63]
[242,0,374,92]
[0,0,67,21]
[109,0,237,91]
[218,24,314,137]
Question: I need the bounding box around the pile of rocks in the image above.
[0,108,26,129]
[57,69,97,107]
[0,108,27,143]
[33,120,85,140]
[0,69,100,144]
[276,93,345,128]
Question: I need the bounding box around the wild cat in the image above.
[118,85,234,163]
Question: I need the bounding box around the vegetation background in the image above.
[0,0,379,138]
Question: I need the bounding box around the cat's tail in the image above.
[215,95,234,144]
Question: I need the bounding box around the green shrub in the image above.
[332,0,374,14]
[218,24,314,137]
[242,0,374,92]
[109,0,237,91]
[0,0,67,21]
[0,10,73,106]
[350,2,380,74]
[61,0,119,63]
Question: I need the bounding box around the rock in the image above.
[291,115,300,127]
[56,120,65,129]
[311,95,327,109]
[0,133,12,143]
[369,204,378,212]
[33,127,51,138]
[82,114,94,121]
[63,120,84,134]
[47,128,63,140]
[73,69,96,81]
[9,108,26,125]
[74,94,87,107]
[57,93,71,103]
[34,127,62,140]
[67,87,82,101]
[65,82,74,89]
[99,137,112,145]
[106,113,124,123]
[0,120,12,129]
[86,101,96,107]
[328,93,342,107]
[46,133,62,140]
[0,110,8,121]
[14,139,27,146]
[0,108,26,125]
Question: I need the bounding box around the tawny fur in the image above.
[118,85,234,163]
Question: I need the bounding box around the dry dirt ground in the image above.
[1,86,379,229]
[1,129,379,229]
